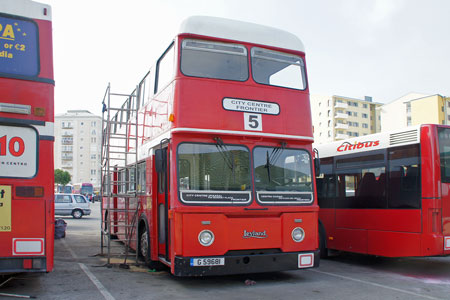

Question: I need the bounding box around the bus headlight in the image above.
[292,227,305,243]
[198,230,214,246]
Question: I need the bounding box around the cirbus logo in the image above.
[337,140,380,152]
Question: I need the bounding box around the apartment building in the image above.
[380,93,450,132]
[311,95,382,144]
[54,110,102,189]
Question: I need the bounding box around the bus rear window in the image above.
[180,39,248,81]
[251,47,306,90]
[0,15,39,77]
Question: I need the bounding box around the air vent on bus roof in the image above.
[389,129,418,146]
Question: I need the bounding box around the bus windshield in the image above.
[81,185,94,195]
[181,39,248,81]
[251,47,306,90]
[177,143,251,204]
[254,147,313,204]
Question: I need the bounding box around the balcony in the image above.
[61,154,73,160]
[335,133,349,140]
[61,138,73,145]
[335,113,348,119]
[335,102,348,109]
[61,131,73,137]
[335,123,349,130]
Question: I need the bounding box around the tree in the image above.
[54,169,71,186]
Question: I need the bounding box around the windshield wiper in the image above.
[265,150,271,182]
[264,142,287,183]
[213,137,235,171]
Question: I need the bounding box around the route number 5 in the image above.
[244,113,262,131]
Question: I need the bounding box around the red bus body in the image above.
[74,183,94,201]
[104,16,319,276]
[316,124,450,257]
[0,0,54,273]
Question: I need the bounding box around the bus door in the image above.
[437,127,450,252]
[155,146,170,262]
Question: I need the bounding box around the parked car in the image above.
[54,193,91,219]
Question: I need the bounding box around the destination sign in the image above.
[257,192,313,204]
[180,191,251,204]
[0,15,39,76]
[223,98,280,115]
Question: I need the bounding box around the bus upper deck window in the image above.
[180,39,248,81]
[251,47,306,90]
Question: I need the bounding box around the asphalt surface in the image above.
[1,203,450,299]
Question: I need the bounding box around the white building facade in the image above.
[379,93,450,132]
[311,94,382,145]
[54,110,102,189]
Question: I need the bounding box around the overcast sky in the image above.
[39,0,450,116]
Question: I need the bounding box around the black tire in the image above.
[138,224,164,270]
[72,209,83,219]
[319,222,328,258]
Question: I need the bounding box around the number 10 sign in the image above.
[0,125,37,178]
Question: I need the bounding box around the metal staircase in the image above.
[100,83,141,267]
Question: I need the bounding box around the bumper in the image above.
[173,250,319,277]
[0,257,47,274]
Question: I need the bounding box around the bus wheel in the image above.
[319,223,328,258]
[72,209,83,219]
[138,225,164,270]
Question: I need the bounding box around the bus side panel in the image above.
[420,125,441,199]
[319,209,335,248]
[421,125,449,255]
[335,209,421,233]
[332,228,367,254]
[35,19,54,81]
[440,182,450,253]
[42,140,54,272]
[368,231,421,257]
[150,155,160,262]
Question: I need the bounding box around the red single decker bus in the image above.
[316,124,450,257]
[0,0,54,273]
[102,16,319,276]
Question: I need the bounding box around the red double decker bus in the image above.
[316,124,450,257]
[0,0,54,273]
[102,16,319,276]
[73,182,94,202]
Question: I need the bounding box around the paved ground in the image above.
[1,203,450,299]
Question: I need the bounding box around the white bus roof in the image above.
[0,0,51,21]
[315,125,422,158]
[179,16,305,53]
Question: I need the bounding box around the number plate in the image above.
[190,257,225,267]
